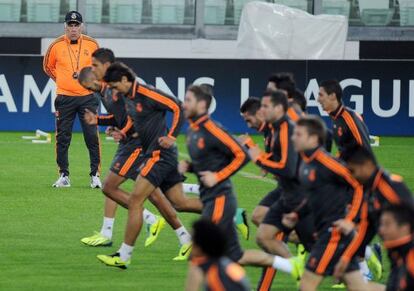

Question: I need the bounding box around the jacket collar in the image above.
[189,114,209,130]
[300,146,322,163]
[329,104,345,120]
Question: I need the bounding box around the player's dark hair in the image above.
[293,88,307,112]
[187,84,212,110]
[297,115,327,146]
[381,204,414,232]
[192,219,227,258]
[320,80,342,103]
[104,62,136,83]
[268,73,296,98]
[92,48,115,64]
[342,146,376,165]
[78,66,94,84]
[240,97,261,115]
[263,90,288,112]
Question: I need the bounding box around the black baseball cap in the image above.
[65,11,83,24]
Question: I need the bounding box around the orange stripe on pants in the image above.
[119,148,141,176]
[258,232,285,291]
[316,228,341,275]
[140,150,160,177]
[212,195,226,224]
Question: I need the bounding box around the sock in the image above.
[118,242,134,262]
[272,256,293,274]
[365,246,373,260]
[143,208,157,225]
[359,260,370,281]
[100,217,114,239]
[182,183,200,194]
[175,226,192,245]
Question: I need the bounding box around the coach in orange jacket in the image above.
[43,11,101,188]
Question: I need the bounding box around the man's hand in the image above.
[333,219,355,235]
[105,126,114,136]
[178,160,190,174]
[282,212,299,229]
[158,136,175,149]
[247,145,261,161]
[333,258,349,280]
[84,108,97,125]
[238,134,250,145]
[111,127,125,143]
[200,171,218,188]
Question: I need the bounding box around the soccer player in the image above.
[43,11,101,188]
[333,146,413,284]
[240,97,279,227]
[96,63,203,268]
[185,219,250,291]
[78,63,192,253]
[318,80,372,159]
[242,91,315,289]
[181,84,297,274]
[378,204,414,291]
[318,79,382,281]
[290,115,382,290]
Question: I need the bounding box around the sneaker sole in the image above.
[81,241,113,247]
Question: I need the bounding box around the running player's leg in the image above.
[343,271,385,291]
[165,182,203,213]
[252,188,282,227]
[147,188,191,250]
[124,175,156,246]
[300,270,324,291]
[102,171,130,208]
[256,200,292,258]
[255,204,292,291]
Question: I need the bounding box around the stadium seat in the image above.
[109,0,143,24]
[274,0,309,11]
[27,0,60,22]
[322,0,351,17]
[69,0,103,23]
[359,0,394,26]
[233,0,257,25]
[0,0,21,22]
[204,0,226,25]
[151,0,185,24]
[399,0,414,26]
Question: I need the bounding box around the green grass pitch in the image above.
[1,132,413,290]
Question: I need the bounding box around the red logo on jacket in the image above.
[197,138,205,149]
[136,103,143,112]
[308,169,316,182]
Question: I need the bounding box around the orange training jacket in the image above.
[43,34,99,97]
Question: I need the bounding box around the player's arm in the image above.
[139,86,184,144]
[338,200,369,268]
[118,116,134,139]
[246,122,296,178]
[43,43,57,81]
[202,120,249,186]
[317,152,364,226]
[342,110,371,149]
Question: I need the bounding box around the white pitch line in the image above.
[178,151,276,185]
